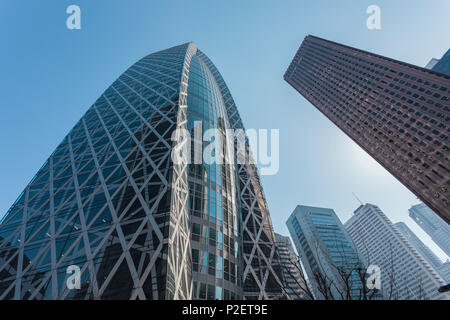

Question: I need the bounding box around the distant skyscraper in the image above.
[425,58,440,70]
[286,205,369,300]
[431,49,450,75]
[0,43,285,300]
[274,233,309,300]
[345,204,449,300]
[284,35,450,223]
[409,203,450,258]
[394,222,443,270]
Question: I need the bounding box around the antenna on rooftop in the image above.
[352,192,363,206]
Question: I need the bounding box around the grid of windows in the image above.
[274,233,308,300]
[197,51,285,299]
[287,206,370,300]
[285,36,450,223]
[394,222,443,271]
[409,203,450,257]
[345,204,449,300]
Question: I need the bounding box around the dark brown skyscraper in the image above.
[284,35,450,223]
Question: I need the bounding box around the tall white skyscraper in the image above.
[394,222,443,270]
[345,204,449,300]
[409,203,450,258]
[287,205,373,300]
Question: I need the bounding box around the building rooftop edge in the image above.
[302,34,450,80]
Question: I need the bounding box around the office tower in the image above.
[439,261,450,283]
[431,49,450,75]
[394,222,443,270]
[284,35,450,223]
[409,203,450,257]
[286,205,370,300]
[345,204,449,300]
[274,233,309,300]
[0,43,284,300]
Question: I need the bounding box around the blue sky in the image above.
[0,0,449,260]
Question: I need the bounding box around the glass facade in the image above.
[408,203,450,257]
[432,49,450,76]
[196,51,285,300]
[394,222,444,271]
[287,205,371,300]
[0,43,284,300]
[186,55,242,300]
[0,43,194,300]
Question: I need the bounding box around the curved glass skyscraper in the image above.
[0,43,284,300]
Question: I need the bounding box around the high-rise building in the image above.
[345,204,449,300]
[0,43,285,300]
[431,49,450,75]
[394,222,443,270]
[274,233,309,300]
[409,203,450,258]
[284,35,450,223]
[286,205,370,300]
